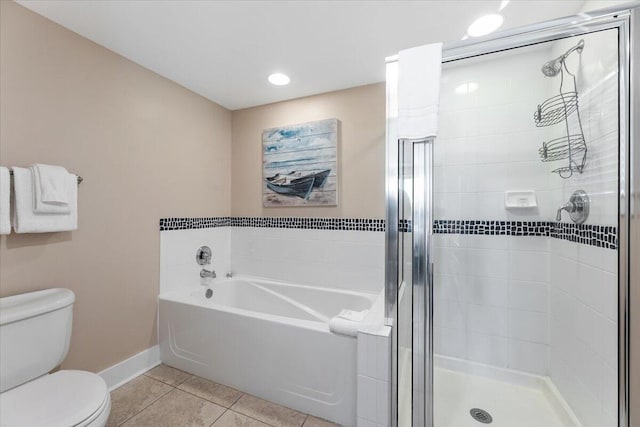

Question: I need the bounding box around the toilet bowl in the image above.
[0,289,111,426]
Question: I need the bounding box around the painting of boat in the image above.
[263,119,338,207]
[265,174,316,199]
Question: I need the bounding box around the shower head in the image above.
[541,39,585,77]
[541,58,563,77]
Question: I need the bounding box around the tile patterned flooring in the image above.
[107,364,341,427]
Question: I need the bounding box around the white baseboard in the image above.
[98,345,161,391]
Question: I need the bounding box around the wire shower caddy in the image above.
[534,40,587,179]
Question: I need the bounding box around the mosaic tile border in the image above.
[432,219,617,249]
[159,217,617,249]
[160,217,385,232]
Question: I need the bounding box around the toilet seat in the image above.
[0,370,110,427]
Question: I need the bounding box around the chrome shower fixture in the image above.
[541,39,585,77]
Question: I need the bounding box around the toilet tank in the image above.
[0,288,75,393]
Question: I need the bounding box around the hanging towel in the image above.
[12,167,77,233]
[328,309,369,337]
[31,165,71,214]
[398,43,443,140]
[33,163,71,206]
[0,167,10,235]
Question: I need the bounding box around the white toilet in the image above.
[0,288,111,427]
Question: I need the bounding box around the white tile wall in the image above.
[230,226,385,294]
[159,227,231,294]
[433,234,550,374]
[437,47,557,222]
[357,327,391,427]
[548,30,619,228]
[549,237,618,427]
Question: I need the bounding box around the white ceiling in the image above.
[17,1,589,110]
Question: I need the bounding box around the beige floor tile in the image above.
[231,394,307,427]
[121,389,225,427]
[145,364,193,386]
[212,410,271,427]
[106,375,173,427]
[302,416,340,427]
[178,376,244,407]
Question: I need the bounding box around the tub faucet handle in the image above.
[200,268,216,279]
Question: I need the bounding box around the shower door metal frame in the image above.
[385,4,638,427]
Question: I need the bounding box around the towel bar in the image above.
[8,169,83,184]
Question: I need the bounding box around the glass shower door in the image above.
[430,29,620,427]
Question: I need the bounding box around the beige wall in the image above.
[231,83,385,218]
[0,2,231,372]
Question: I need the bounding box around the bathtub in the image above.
[158,276,379,426]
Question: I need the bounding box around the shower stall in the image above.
[386,5,638,427]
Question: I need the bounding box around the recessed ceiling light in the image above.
[455,82,479,95]
[268,73,290,86]
[467,14,504,37]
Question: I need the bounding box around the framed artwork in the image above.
[262,118,338,207]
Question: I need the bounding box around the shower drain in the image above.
[469,408,493,424]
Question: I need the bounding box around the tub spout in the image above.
[200,268,216,279]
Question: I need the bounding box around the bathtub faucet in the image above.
[200,268,216,279]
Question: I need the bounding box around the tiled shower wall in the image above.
[434,234,550,374]
[547,30,619,427]
[549,238,617,427]
[433,42,556,372]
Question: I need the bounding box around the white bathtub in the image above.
[158,276,378,426]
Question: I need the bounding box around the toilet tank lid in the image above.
[0,288,75,326]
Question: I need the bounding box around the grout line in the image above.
[116,380,176,426]
[174,385,244,409]
[208,407,227,427]
[116,371,316,427]
[143,371,193,388]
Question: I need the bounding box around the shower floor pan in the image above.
[398,352,582,427]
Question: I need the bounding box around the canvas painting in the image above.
[263,118,338,207]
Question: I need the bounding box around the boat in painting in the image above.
[265,169,331,199]
[290,169,331,188]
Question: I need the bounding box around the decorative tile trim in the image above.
[431,219,617,249]
[549,222,617,249]
[159,217,617,249]
[160,217,231,231]
[160,217,385,232]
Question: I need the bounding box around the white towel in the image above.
[328,309,369,337]
[329,317,360,337]
[33,163,70,205]
[12,167,77,233]
[398,43,443,140]
[337,309,368,322]
[0,167,10,235]
[31,165,71,214]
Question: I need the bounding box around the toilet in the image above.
[0,288,111,427]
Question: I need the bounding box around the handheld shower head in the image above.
[542,58,562,77]
[540,39,585,77]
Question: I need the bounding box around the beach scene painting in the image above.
[263,118,338,207]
